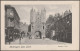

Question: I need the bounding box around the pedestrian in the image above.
[19,34,21,44]
[27,32,29,38]
[9,36,12,44]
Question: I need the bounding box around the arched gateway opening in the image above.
[35,31,42,39]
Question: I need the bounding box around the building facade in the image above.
[30,8,46,39]
[5,5,20,42]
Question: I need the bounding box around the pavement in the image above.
[6,37,71,45]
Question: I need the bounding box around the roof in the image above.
[5,5,20,20]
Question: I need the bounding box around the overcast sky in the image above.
[12,5,72,25]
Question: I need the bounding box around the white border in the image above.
[1,1,79,50]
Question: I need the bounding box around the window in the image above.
[43,26,44,29]
[32,26,34,29]
[10,12,13,16]
[67,21,69,24]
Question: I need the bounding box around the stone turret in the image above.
[30,8,36,23]
[30,8,46,39]
[41,8,46,23]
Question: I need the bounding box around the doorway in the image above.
[35,31,42,39]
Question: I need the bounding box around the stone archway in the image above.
[35,31,42,39]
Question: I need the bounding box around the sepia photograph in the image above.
[5,5,72,45]
[1,1,79,50]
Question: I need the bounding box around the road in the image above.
[6,37,71,45]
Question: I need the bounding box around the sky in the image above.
[12,5,72,25]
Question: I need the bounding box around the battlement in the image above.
[30,8,46,14]
[30,8,46,23]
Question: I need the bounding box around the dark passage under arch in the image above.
[35,31,42,39]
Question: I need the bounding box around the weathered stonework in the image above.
[30,8,46,39]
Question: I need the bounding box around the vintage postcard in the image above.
[1,1,79,50]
